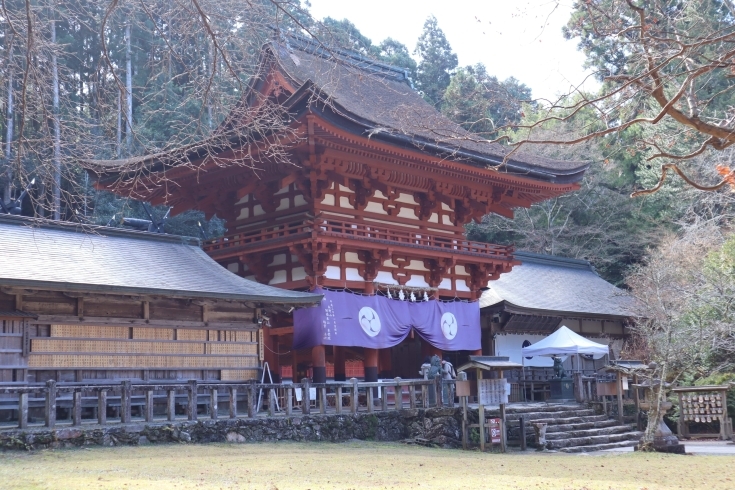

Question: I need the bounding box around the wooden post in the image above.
[519,416,526,451]
[409,385,417,409]
[435,375,443,408]
[121,380,132,423]
[336,386,343,414]
[247,382,256,418]
[677,392,684,438]
[301,378,311,415]
[351,378,358,414]
[616,371,624,424]
[634,374,642,431]
[379,384,386,412]
[285,386,293,416]
[145,390,154,422]
[479,403,485,451]
[268,389,276,417]
[368,384,376,413]
[72,390,82,426]
[98,390,108,425]
[210,388,218,419]
[167,389,176,421]
[319,386,327,415]
[476,367,482,406]
[422,383,429,408]
[18,392,28,429]
[394,378,402,410]
[500,403,507,453]
[461,394,468,450]
[187,380,197,421]
[229,387,238,418]
[45,380,56,428]
[573,372,584,403]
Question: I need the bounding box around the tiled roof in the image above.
[0,215,320,305]
[480,251,637,318]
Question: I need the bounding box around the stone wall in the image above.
[0,408,463,451]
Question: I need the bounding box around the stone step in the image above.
[546,425,634,441]
[544,419,620,433]
[503,404,586,414]
[557,438,641,453]
[504,410,599,422]
[518,414,609,426]
[547,431,643,449]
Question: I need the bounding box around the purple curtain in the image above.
[293,288,480,351]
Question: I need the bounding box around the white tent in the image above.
[521,326,609,357]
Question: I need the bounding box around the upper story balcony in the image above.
[202,215,514,264]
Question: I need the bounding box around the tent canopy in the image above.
[521,326,609,357]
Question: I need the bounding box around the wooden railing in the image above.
[203,216,512,258]
[0,377,456,430]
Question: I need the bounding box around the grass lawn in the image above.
[0,441,731,490]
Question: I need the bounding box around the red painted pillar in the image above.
[333,346,346,381]
[312,345,326,383]
[471,349,483,356]
[291,350,300,382]
[364,348,379,382]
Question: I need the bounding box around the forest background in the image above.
[1,1,734,405]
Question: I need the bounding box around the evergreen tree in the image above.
[442,63,532,137]
[414,16,457,107]
[378,38,417,82]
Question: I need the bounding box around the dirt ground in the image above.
[0,441,731,490]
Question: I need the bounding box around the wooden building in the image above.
[479,251,637,373]
[87,35,589,383]
[0,215,319,384]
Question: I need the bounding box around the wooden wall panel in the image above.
[51,325,129,338]
[133,327,174,340]
[221,369,260,381]
[28,354,258,369]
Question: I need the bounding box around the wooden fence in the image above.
[0,376,456,430]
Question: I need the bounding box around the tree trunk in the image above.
[125,23,133,151]
[116,88,122,158]
[3,36,13,206]
[51,15,61,220]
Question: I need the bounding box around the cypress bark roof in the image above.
[269,37,588,183]
[0,215,320,306]
[479,251,637,318]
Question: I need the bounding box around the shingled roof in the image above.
[86,34,588,186]
[269,36,588,184]
[0,215,320,306]
[479,251,637,318]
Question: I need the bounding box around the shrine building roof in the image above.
[0,214,321,306]
[479,251,638,319]
[86,34,588,186]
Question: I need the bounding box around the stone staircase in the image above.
[498,403,642,453]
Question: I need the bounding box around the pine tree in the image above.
[414,16,457,108]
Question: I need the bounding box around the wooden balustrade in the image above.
[0,377,457,430]
[202,217,512,259]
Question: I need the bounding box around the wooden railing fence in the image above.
[0,376,455,430]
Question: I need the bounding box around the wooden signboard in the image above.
[489,418,502,444]
[455,380,471,397]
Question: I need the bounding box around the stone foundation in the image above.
[0,408,463,451]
